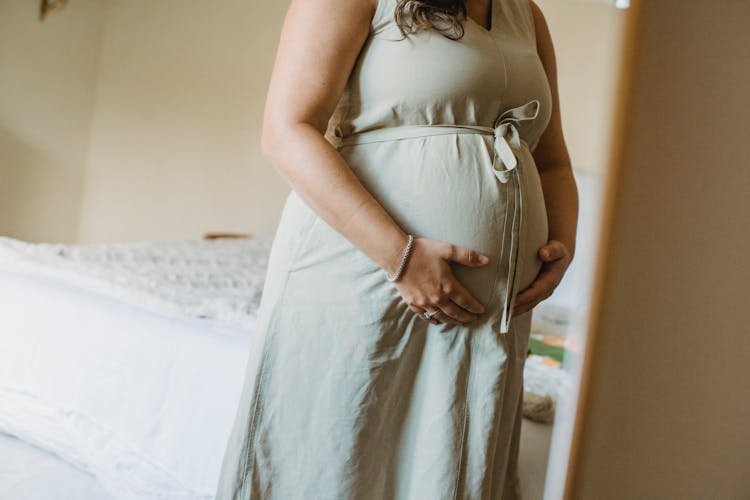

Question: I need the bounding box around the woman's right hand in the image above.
[392,238,490,326]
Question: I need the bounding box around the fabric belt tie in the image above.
[335,99,541,334]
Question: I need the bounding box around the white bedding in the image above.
[0,235,575,499]
[0,269,255,499]
[0,431,114,500]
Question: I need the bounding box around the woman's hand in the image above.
[512,239,572,316]
[393,238,490,326]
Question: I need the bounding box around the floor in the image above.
[520,418,555,500]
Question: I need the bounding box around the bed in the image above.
[0,237,273,499]
[0,169,598,499]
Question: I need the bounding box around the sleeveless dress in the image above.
[215,0,552,498]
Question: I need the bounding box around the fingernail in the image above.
[479,254,489,263]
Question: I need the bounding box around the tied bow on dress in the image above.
[486,99,541,333]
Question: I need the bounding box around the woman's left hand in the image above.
[513,240,573,316]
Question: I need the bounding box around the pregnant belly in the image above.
[338,134,549,314]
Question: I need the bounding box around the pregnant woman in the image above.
[216,0,578,497]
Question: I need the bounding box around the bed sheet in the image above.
[0,430,114,500]
[0,269,256,499]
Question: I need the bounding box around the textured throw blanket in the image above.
[0,236,274,330]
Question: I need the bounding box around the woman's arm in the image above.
[514,0,579,315]
[261,0,489,325]
[261,0,406,275]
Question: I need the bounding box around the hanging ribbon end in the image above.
[492,137,518,184]
[500,307,511,333]
[494,169,512,184]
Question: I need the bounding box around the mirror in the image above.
[0,1,630,498]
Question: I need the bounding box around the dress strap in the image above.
[492,0,538,48]
[370,0,397,37]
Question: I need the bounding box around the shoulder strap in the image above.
[370,0,397,36]
[494,0,538,48]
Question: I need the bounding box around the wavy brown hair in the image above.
[394,0,469,40]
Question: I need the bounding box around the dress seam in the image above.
[239,334,270,498]
[239,277,296,499]
[239,198,320,498]
[453,335,474,500]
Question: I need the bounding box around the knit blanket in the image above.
[0,236,274,330]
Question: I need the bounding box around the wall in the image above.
[76,0,291,243]
[0,0,106,243]
[536,0,627,175]
[566,0,750,498]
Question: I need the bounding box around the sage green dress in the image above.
[215,0,552,497]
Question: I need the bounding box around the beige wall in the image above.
[536,0,627,175]
[0,0,105,243]
[567,0,750,498]
[76,0,291,243]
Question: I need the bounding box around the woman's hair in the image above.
[394,0,468,40]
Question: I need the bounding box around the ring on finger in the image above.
[423,309,439,320]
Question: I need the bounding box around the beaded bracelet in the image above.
[385,234,414,282]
